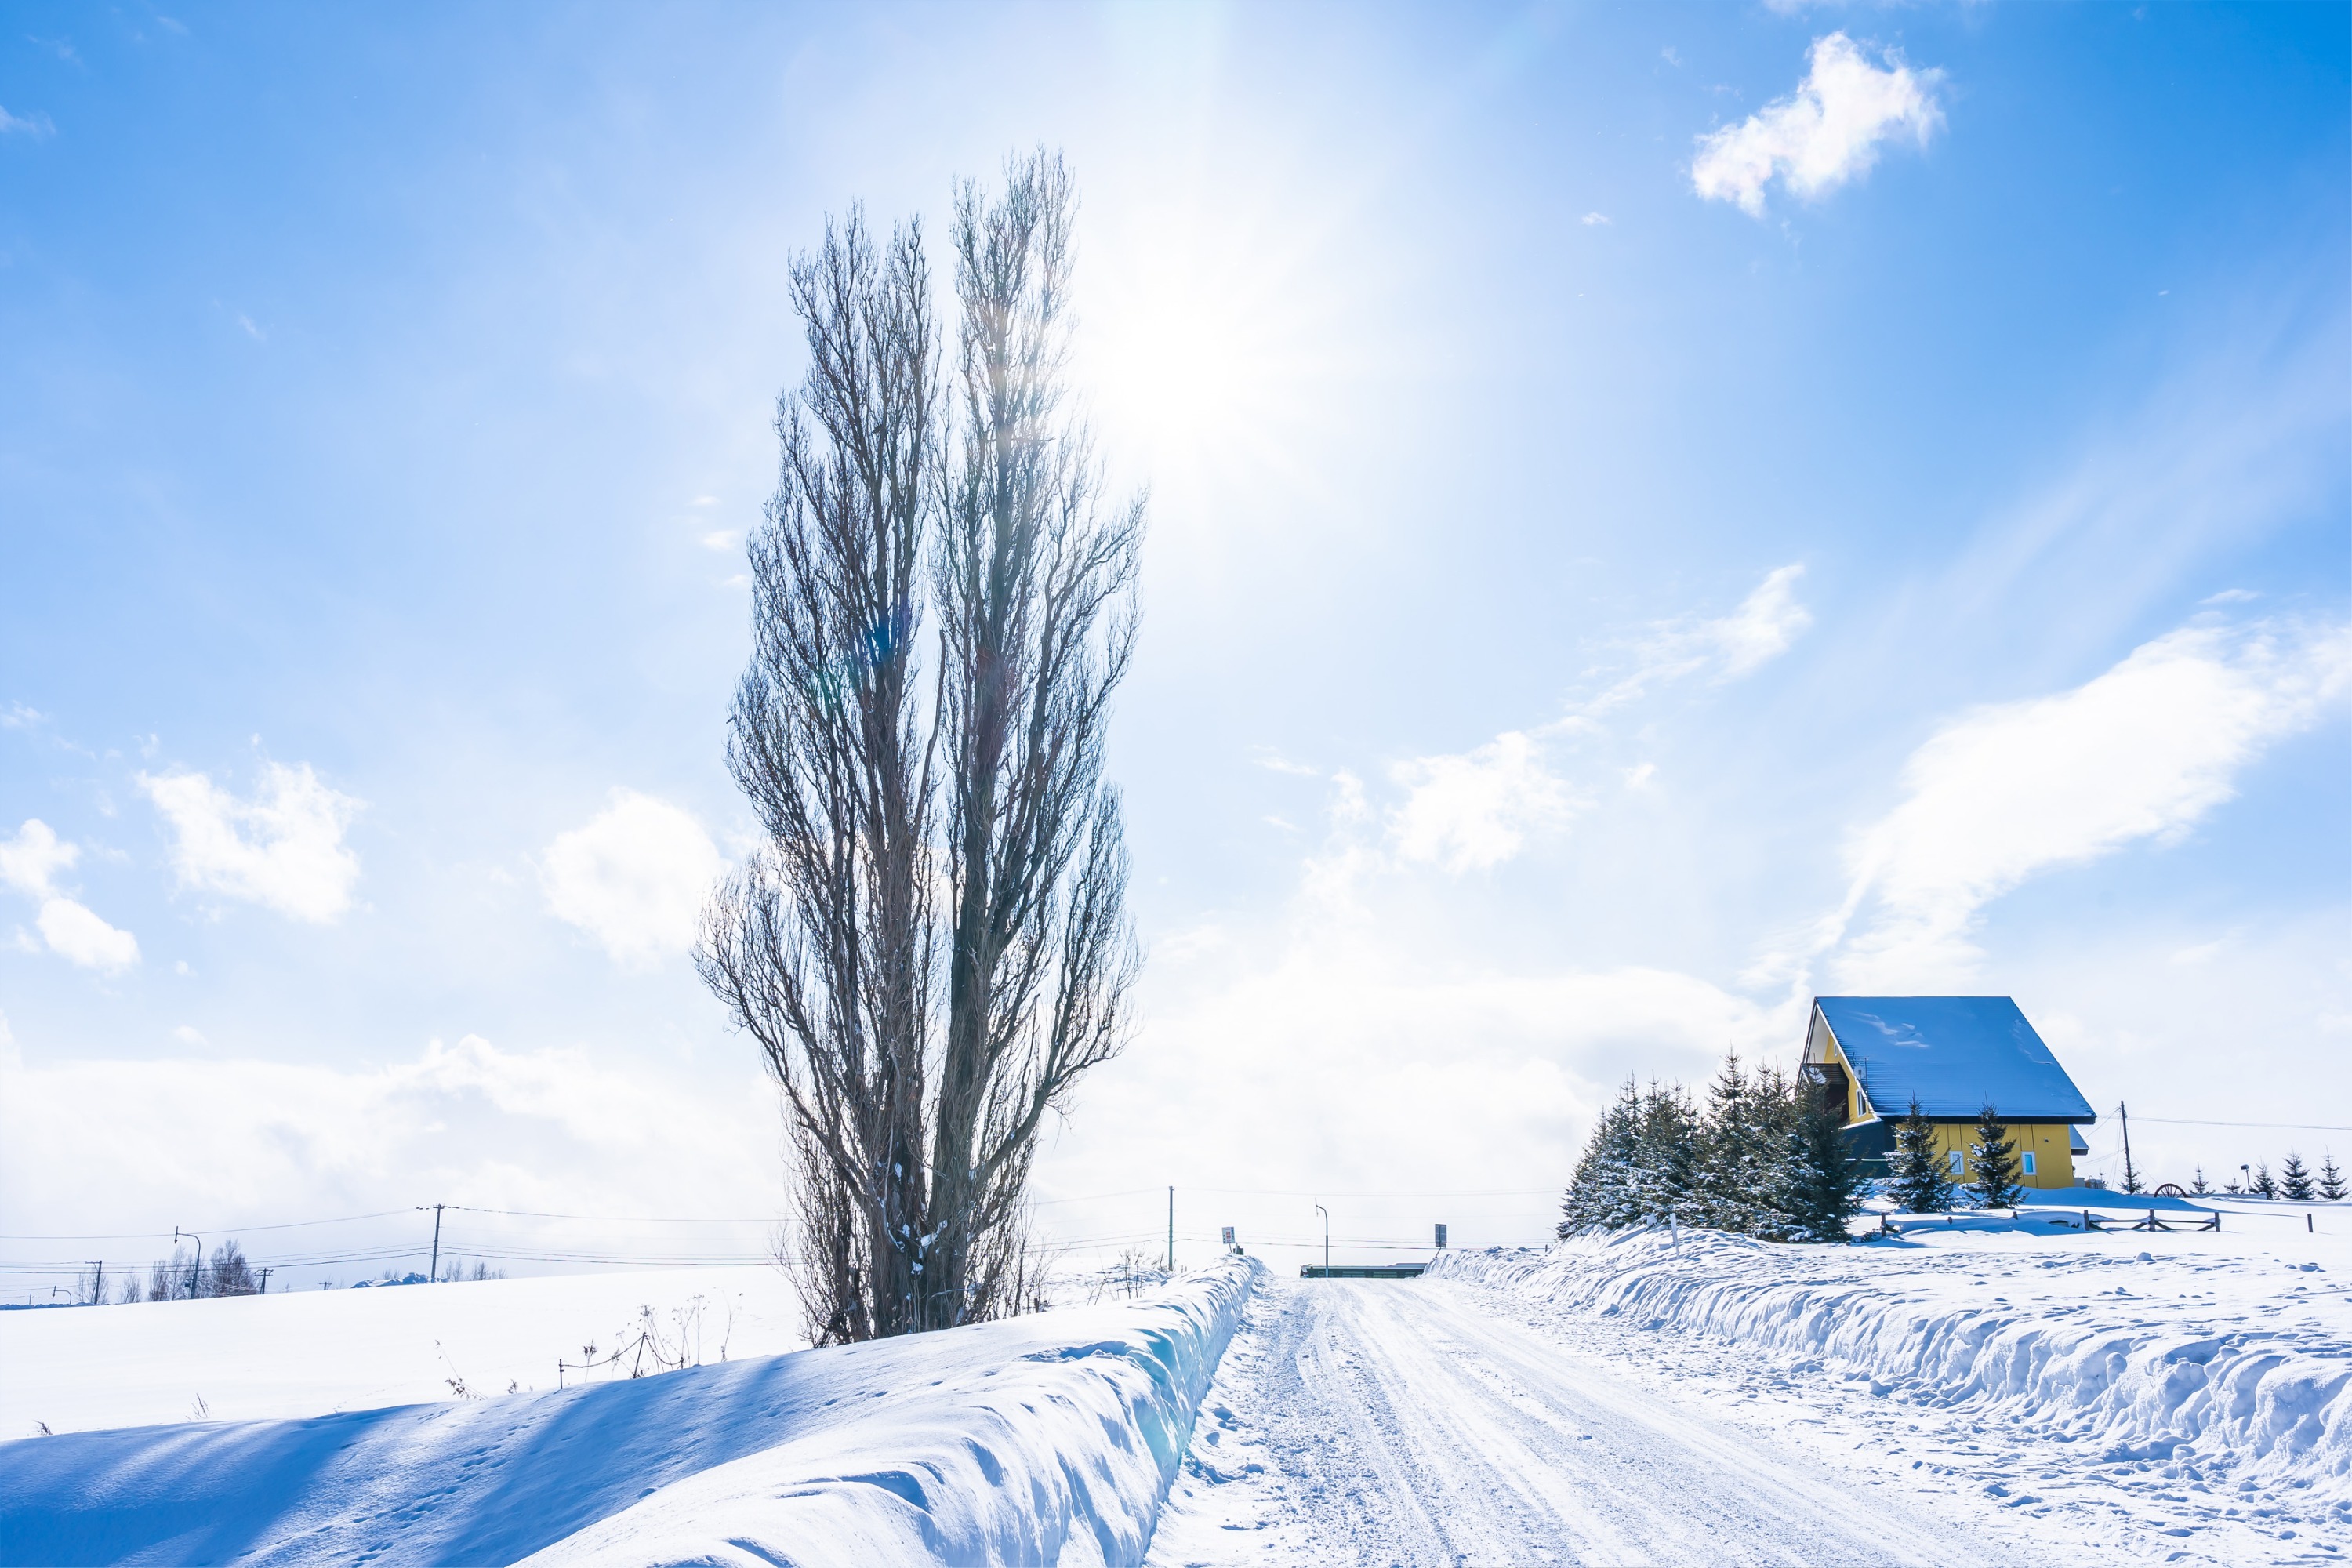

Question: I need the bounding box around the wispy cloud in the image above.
[141,761,364,922]
[1820,616,2351,989]
[1580,212,1613,227]
[541,790,724,967]
[1692,33,1941,217]
[0,105,57,139]
[1582,564,1812,715]
[1372,568,1810,875]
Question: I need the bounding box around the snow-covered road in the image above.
[1148,1276,1980,1566]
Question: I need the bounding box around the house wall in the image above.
[1928,1122,2075,1190]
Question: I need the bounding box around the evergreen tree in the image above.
[2279,1152,2315,1202]
[2251,1163,2278,1200]
[2190,1167,2209,1196]
[1559,1080,1642,1235]
[1690,1052,1755,1232]
[2320,1152,2347,1203]
[1969,1103,2024,1211]
[1889,1098,1954,1215]
[1781,1096,1867,1243]
[1629,1080,1700,1226]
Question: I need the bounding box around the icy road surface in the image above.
[1146,1275,1983,1566]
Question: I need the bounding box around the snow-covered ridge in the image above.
[1426,1229,2352,1504]
[0,1258,1256,1568]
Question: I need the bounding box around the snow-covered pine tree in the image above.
[2190,1167,2209,1195]
[2321,1152,2348,1202]
[1729,1063,1798,1240]
[1969,1103,2024,1211]
[1559,1080,1642,1235]
[1690,1051,1753,1232]
[2280,1152,2315,1201]
[2251,1163,2278,1200]
[1629,1080,1700,1227]
[1889,1098,1953,1215]
[1781,1096,1866,1243]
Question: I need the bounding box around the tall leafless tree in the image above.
[702,151,1141,1342]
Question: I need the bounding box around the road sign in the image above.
[1434,1223,1447,1249]
[1221,1225,1236,1246]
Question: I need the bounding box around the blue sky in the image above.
[2,2,2345,1283]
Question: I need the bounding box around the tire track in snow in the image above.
[1148,1276,1995,1566]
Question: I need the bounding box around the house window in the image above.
[2022,1152,2037,1177]
[1947,1150,1964,1176]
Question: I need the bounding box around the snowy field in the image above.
[0,1266,805,1439]
[5,1196,2347,1566]
[0,1259,1250,1567]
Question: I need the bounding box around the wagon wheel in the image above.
[2153,1182,2187,1197]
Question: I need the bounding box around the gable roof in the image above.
[1814,996,2096,1123]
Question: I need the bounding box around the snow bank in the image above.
[1426,1229,2352,1502]
[0,1258,1254,1568]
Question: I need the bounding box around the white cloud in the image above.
[1829,618,2350,988]
[1692,33,1942,217]
[542,790,724,967]
[0,1034,781,1268]
[141,762,363,923]
[173,1025,209,1047]
[1390,731,1584,873]
[699,530,739,551]
[0,106,56,139]
[1580,212,1613,227]
[36,899,140,971]
[0,819,76,898]
[0,821,140,969]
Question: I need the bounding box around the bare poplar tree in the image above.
[924,154,1142,1325]
[700,209,940,1343]
[702,151,1140,1342]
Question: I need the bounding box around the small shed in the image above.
[1803,996,2096,1189]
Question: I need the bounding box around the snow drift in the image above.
[0,1258,1255,1568]
[1427,1229,2352,1501]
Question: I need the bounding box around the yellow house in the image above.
[1802,996,2096,1191]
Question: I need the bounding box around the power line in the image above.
[447,1206,782,1225]
[2129,1117,2352,1133]
[0,1208,416,1242]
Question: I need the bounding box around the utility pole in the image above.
[1166,1188,1174,1275]
[426,1203,445,1283]
[2118,1102,2140,1194]
[1315,1203,1329,1277]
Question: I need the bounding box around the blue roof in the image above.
[1815,996,2096,1123]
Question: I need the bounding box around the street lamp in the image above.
[1314,1203,1329,1278]
[174,1229,204,1301]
